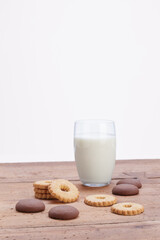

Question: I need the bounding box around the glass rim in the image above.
[75,119,114,124]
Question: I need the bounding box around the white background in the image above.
[0,0,160,162]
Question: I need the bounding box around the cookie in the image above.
[116,179,142,188]
[16,199,45,213]
[48,179,79,203]
[112,184,139,196]
[111,202,144,215]
[34,188,50,194]
[48,205,79,220]
[35,192,55,200]
[33,180,53,189]
[84,194,117,207]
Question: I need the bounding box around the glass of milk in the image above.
[74,119,116,187]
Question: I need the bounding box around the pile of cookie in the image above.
[33,179,79,203]
[16,199,79,220]
[15,179,80,220]
[112,178,142,195]
[33,177,144,216]
[84,178,144,216]
[111,178,144,215]
[34,180,54,200]
[15,178,144,220]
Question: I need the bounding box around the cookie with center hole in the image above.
[35,192,55,200]
[84,194,117,207]
[48,179,79,203]
[111,202,144,215]
[34,188,50,194]
[33,180,53,189]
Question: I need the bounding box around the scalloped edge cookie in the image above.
[111,202,144,215]
[84,194,117,207]
[48,179,79,203]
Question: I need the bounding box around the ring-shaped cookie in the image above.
[34,188,50,194]
[33,180,53,189]
[111,202,144,215]
[84,194,117,207]
[35,192,55,200]
[48,179,79,203]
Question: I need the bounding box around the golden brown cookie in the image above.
[84,194,117,207]
[48,179,79,203]
[35,192,55,200]
[111,202,144,215]
[33,180,53,189]
[34,188,50,194]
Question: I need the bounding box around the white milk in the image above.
[74,135,116,184]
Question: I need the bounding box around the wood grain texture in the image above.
[0,159,160,239]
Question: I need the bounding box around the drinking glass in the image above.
[74,119,116,187]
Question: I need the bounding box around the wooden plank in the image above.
[1,159,160,183]
[0,221,160,240]
[0,180,159,229]
[1,160,160,239]
[0,162,79,182]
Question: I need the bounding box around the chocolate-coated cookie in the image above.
[16,199,45,213]
[116,179,142,188]
[48,205,79,220]
[112,184,139,196]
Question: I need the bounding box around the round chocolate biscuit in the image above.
[16,199,45,213]
[112,184,139,196]
[48,205,79,220]
[116,179,142,188]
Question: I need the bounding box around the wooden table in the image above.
[0,159,160,240]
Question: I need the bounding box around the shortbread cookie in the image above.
[16,199,45,213]
[49,205,79,220]
[34,188,50,194]
[116,179,142,188]
[84,194,117,207]
[48,179,79,203]
[112,184,139,196]
[33,180,53,189]
[111,202,144,215]
[35,192,55,200]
